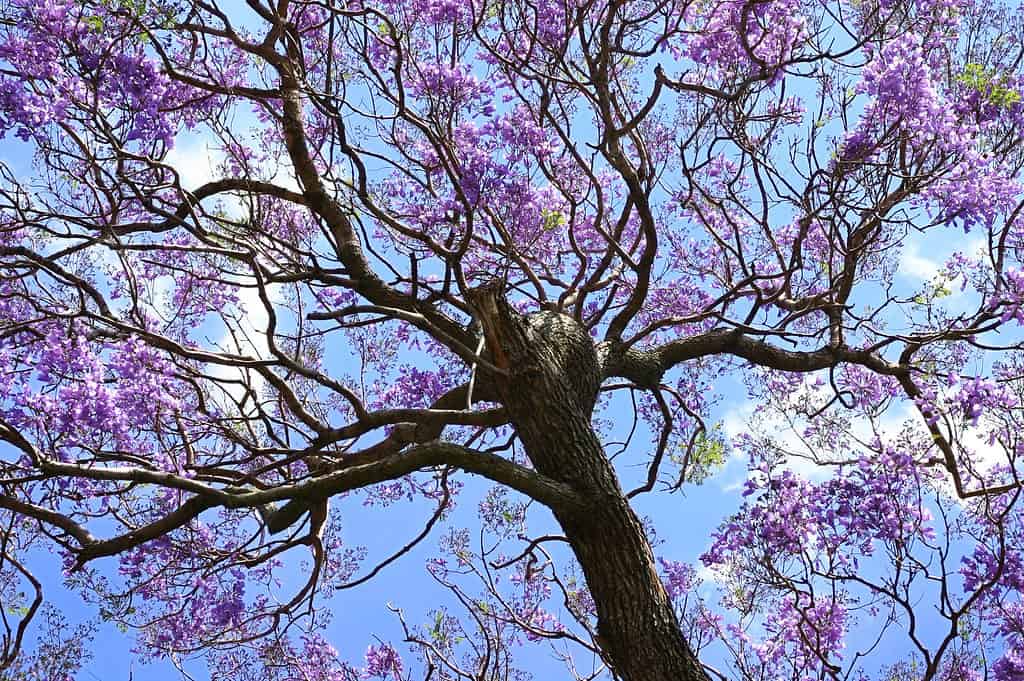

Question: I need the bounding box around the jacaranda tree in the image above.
[1,0,1023,678]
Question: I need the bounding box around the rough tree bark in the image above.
[467,281,710,681]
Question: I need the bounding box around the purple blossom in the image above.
[758,593,848,670]
[363,643,403,679]
[994,646,1024,681]
[679,0,810,84]
[658,559,697,602]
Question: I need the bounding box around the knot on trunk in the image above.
[467,281,600,413]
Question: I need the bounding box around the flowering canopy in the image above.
[0,0,1024,679]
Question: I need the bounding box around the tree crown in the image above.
[1,0,1024,679]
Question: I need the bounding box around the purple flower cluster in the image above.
[293,633,358,681]
[994,648,1024,681]
[705,448,935,571]
[961,544,1024,594]
[679,0,810,84]
[0,327,183,471]
[658,558,697,602]
[373,0,473,28]
[122,540,253,654]
[508,561,564,642]
[363,644,403,679]
[706,469,817,562]
[995,268,1024,324]
[407,62,493,105]
[758,593,848,672]
[372,365,460,410]
[837,364,901,411]
[381,103,572,277]
[949,373,1019,426]
[0,0,209,145]
[845,31,1022,230]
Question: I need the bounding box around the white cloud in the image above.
[164,135,296,412]
[898,238,939,281]
[696,564,725,589]
[723,381,1015,505]
[165,137,250,219]
[206,282,285,413]
[719,378,838,484]
[269,153,301,193]
[963,237,987,259]
[898,232,985,282]
[165,139,223,191]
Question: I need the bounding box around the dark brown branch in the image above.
[73,441,582,565]
[602,329,905,388]
[0,496,97,548]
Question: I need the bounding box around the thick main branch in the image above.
[602,329,905,388]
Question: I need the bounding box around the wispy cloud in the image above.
[165,138,223,191]
[898,237,939,281]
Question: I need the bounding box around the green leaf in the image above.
[541,209,567,231]
[673,424,728,484]
[956,63,1021,108]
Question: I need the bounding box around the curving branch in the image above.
[602,329,906,388]
[74,441,584,565]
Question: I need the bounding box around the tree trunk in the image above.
[467,284,709,681]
